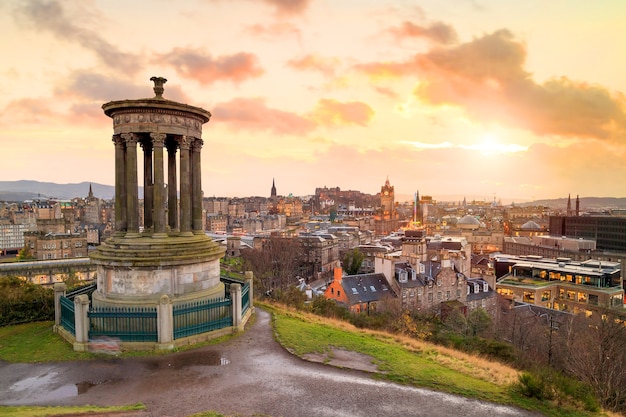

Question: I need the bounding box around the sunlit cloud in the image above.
[355,29,626,141]
[155,48,264,85]
[307,99,375,127]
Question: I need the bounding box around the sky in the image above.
[1,0,625,203]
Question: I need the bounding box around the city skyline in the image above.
[1,0,625,202]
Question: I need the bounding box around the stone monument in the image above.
[90,77,225,308]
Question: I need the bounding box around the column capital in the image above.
[112,134,125,148]
[121,133,140,147]
[178,135,191,150]
[150,132,166,147]
[191,138,203,152]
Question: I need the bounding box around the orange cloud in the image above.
[307,99,375,127]
[388,21,458,44]
[212,97,316,135]
[156,48,264,85]
[286,55,340,76]
[356,29,626,141]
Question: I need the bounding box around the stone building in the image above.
[24,231,88,260]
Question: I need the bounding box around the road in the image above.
[0,308,541,417]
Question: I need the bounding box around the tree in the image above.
[563,313,626,413]
[241,236,303,294]
[342,248,364,275]
[17,245,35,261]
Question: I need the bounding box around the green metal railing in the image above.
[173,297,232,340]
[66,282,97,300]
[89,306,158,342]
[242,282,250,315]
[59,296,75,336]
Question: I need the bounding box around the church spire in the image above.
[567,193,572,216]
[271,178,277,198]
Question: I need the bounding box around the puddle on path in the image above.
[144,351,230,370]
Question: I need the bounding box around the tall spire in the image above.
[88,183,94,199]
[271,178,277,198]
[567,193,572,216]
[576,195,580,216]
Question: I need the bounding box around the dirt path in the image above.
[0,308,541,417]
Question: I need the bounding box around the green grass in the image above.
[0,319,246,363]
[267,304,610,417]
[0,308,611,417]
[272,311,506,401]
[0,321,91,362]
[0,403,146,416]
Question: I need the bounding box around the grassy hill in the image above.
[0,304,614,417]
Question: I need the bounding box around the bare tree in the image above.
[241,236,303,294]
[563,313,626,413]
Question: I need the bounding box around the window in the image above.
[446,291,450,300]
[578,292,587,303]
[523,291,535,303]
[541,290,551,301]
[428,293,433,303]
[370,286,376,292]
[351,288,358,295]
[337,290,341,297]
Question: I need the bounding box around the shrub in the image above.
[0,276,54,326]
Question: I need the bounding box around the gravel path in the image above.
[0,308,541,417]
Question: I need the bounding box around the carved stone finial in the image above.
[150,76,167,99]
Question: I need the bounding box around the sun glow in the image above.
[462,134,527,156]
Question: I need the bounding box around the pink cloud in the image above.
[156,48,264,85]
[212,97,316,135]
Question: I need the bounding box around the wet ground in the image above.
[0,308,541,417]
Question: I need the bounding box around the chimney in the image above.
[333,267,343,283]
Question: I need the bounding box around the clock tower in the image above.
[380,177,394,216]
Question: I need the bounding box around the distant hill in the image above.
[0,180,115,201]
[519,197,626,210]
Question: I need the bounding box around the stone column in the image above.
[113,135,127,233]
[245,270,255,313]
[179,135,192,236]
[73,294,90,351]
[167,140,178,232]
[157,294,174,349]
[142,139,154,232]
[121,133,140,236]
[191,138,204,234]
[53,282,67,328]
[151,133,166,236]
[230,283,242,331]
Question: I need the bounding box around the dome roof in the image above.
[458,215,480,225]
[521,220,542,230]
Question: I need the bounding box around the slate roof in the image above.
[340,273,394,304]
[466,278,494,302]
